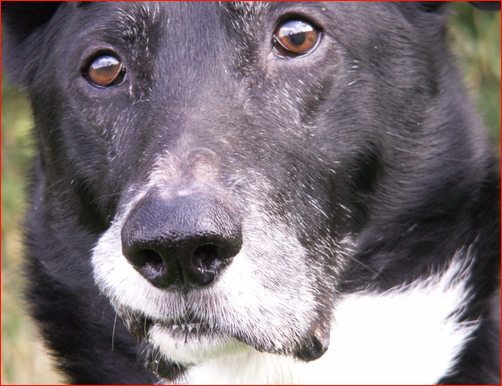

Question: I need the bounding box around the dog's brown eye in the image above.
[86,55,125,87]
[273,19,320,57]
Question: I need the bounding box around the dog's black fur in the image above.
[3,2,500,384]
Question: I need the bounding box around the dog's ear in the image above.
[2,2,63,45]
[418,1,500,12]
[470,1,500,11]
[2,1,64,84]
[418,2,446,13]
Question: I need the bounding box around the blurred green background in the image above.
[1,3,500,384]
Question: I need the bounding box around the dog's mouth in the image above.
[121,310,235,380]
[119,308,227,344]
[116,304,331,380]
[155,319,221,339]
[129,312,227,341]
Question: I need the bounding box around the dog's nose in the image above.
[121,191,242,289]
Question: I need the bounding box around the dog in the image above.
[3,1,500,384]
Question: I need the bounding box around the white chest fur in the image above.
[183,257,478,385]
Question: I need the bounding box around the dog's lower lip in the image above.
[156,320,218,336]
[167,323,208,333]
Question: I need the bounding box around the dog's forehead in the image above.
[100,2,262,25]
[83,2,365,30]
[117,1,270,19]
[77,1,269,52]
[73,1,419,53]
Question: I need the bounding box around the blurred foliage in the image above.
[2,80,64,384]
[448,2,500,145]
[1,3,500,384]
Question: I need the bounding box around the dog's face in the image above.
[7,1,457,380]
[89,2,359,370]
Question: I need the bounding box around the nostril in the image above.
[130,249,165,279]
[143,249,164,270]
[192,244,219,270]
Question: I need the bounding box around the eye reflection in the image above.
[85,55,126,87]
[273,19,320,57]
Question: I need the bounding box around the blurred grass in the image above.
[448,2,501,146]
[2,80,65,384]
[1,3,500,385]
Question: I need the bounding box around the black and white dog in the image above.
[3,1,500,384]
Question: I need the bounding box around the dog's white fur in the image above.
[93,207,477,385]
[165,253,477,385]
[91,155,478,385]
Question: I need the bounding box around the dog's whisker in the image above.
[111,312,118,352]
[346,254,382,279]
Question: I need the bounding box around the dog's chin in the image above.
[120,310,331,382]
[139,319,252,381]
[117,307,253,379]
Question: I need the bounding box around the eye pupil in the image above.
[289,32,306,46]
[86,55,125,87]
[273,19,320,57]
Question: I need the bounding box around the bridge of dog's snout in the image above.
[121,189,242,290]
